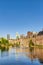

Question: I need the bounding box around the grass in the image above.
[35,44,43,49]
[30,44,43,49]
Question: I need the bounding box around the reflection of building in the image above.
[38,59,43,64]
[7,34,10,40]
[25,47,43,64]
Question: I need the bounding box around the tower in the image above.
[16,32,20,39]
[7,34,10,40]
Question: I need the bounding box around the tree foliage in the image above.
[0,38,9,45]
[29,39,34,47]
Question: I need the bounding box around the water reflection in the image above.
[28,47,43,64]
[0,47,9,58]
[0,47,43,65]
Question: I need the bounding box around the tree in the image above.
[1,38,9,45]
[29,39,34,52]
[29,39,34,47]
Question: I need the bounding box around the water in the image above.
[0,47,43,65]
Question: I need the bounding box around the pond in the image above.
[0,47,43,65]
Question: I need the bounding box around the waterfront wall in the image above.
[8,35,43,47]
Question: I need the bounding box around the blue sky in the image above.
[0,0,43,38]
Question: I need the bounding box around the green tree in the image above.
[29,39,34,47]
[1,38,9,45]
[29,39,34,52]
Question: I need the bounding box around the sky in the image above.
[0,0,43,38]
